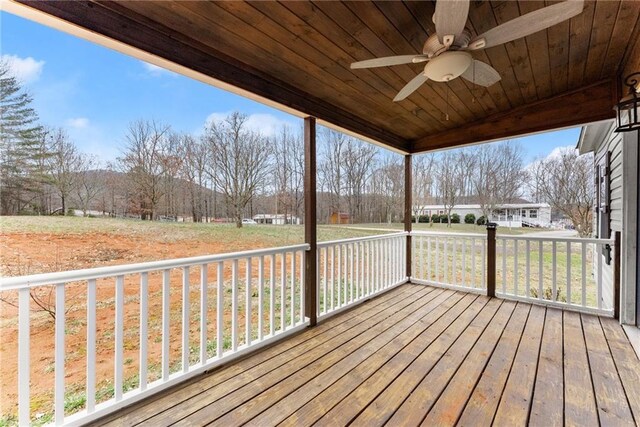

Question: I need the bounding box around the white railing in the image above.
[495,235,616,316]
[410,231,487,294]
[1,244,309,426]
[316,232,408,320]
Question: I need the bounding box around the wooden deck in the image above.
[97,284,640,426]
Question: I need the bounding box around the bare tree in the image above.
[204,112,271,228]
[47,128,81,215]
[74,154,102,216]
[273,125,304,223]
[343,137,377,223]
[371,154,404,223]
[472,141,525,220]
[534,147,594,236]
[436,150,464,227]
[318,128,346,221]
[179,133,209,222]
[412,154,435,222]
[118,119,171,220]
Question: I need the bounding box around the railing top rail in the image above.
[317,231,408,248]
[409,231,486,238]
[495,235,615,244]
[0,243,310,290]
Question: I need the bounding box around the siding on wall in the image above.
[595,125,623,310]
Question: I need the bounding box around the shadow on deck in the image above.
[95,284,640,426]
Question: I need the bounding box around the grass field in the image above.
[0,216,571,425]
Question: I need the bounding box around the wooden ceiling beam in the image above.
[17,0,409,151]
[410,79,618,153]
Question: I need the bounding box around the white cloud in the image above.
[1,54,45,84]
[205,112,297,137]
[66,117,90,129]
[141,61,176,77]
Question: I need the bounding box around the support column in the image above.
[404,154,412,280]
[304,117,317,326]
[486,223,497,297]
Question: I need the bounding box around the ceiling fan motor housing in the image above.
[423,51,473,82]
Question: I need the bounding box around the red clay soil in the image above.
[0,231,284,419]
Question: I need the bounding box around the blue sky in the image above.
[1,11,581,164]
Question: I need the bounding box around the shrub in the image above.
[431,213,440,223]
[451,213,460,224]
[464,213,476,224]
[439,214,449,223]
[419,215,430,223]
[476,215,486,226]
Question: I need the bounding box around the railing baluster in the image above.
[566,242,572,305]
[198,264,207,359]
[232,259,239,351]
[344,243,349,300]
[114,276,124,401]
[258,256,264,340]
[355,242,360,300]
[597,243,603,310]
[417,236,426,280]
[139,274,148,391]
[482,239,486,289]
[182,267,190,372]
[18,288,30,425]
[461,238,466,287]
[471,238,476,288]
[216,262,223,357]
[444,238,448,285]
[452,238,457,286]
[427,237,432,281]
[323,247,328,314]
[435,238,439,282]
[87,280,97,409]
[330,246,335,311]
[501,239,507,294]
[552,241,557,302]
[349,244,354,302]
[247,257,253,345]
[300,250,304,324]
[269,255,275,337]
[525,241,530,299]
[514,240,519,297]
[55,283,66,424]
[290,252,295,327]
[538,241,543,300]
[280,252,286,331]
[581,242,587,307]
[162,269,170,379]
[337,244,342,306]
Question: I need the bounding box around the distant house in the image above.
[415,200,552,228]
[329,212,350,224]
[253,213,301,225]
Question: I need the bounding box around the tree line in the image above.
[1,59,594,233]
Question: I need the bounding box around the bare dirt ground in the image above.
[0,216,381,424]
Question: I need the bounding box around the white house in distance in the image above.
[415,201,552,228]
[253,213,301,225]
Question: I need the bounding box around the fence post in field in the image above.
[486,223,498,297]
[404,154,412,279]
[304,116,318,326]
[614,230,621,319]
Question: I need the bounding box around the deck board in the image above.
[95,284,639,427]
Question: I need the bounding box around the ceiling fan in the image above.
[351,0,584,102]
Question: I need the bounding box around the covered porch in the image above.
[2,0,640,425]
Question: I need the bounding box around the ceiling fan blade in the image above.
[433,0,470,46]
[351,55,424,69]
[394,73,429,102]
[467,0,584,50]
[460,60,501,87]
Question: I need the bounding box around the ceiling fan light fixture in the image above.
[423,51,472,82]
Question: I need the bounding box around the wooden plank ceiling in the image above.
[17,0,640,153]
